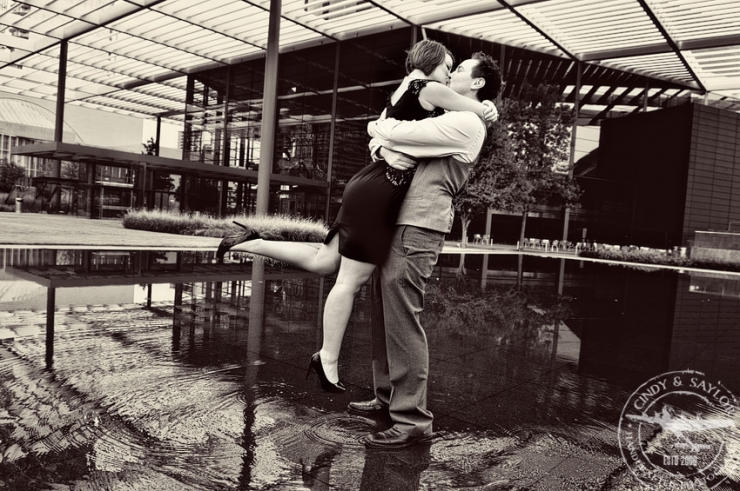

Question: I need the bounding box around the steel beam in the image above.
[256,0,281,215]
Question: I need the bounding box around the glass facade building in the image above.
[180,28,415,222]
[13,28,416,220]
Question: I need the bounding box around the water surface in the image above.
[1,249,738,490]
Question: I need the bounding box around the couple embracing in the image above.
[218,40,503,449]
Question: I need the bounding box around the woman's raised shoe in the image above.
[216,222,261,260]
[306,352,345,393]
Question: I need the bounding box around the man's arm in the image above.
[369,111,486,163]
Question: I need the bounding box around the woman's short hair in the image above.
[405,39,453,76]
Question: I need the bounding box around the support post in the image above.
[155,115,161,156]
[561,60,581,242]
[219,67,234,218]
[498,44,505,104]
[643,77,649,112]
[140,163,147,209]
[324,41,341,223]
[255,0,281,215]
[54,40,67,144]
[480,207,493,289]
[45,287,56,369]
[51,40,68,213]
[222,66,233,167]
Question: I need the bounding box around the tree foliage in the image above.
[0,160,26,193]
[503,82,580,212]
[142,136,159,156]
[452,112,513,246]
[454,82,582,247]
[423,277,573,339]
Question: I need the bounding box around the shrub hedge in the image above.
[122,209,329,242]
[578,249,740,273]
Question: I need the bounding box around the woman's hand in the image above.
[482,100,498,123]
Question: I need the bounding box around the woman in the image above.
[218,40,497,392]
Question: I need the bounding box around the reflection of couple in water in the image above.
[219,39,502,449]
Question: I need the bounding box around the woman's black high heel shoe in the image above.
[306,352,345,393]
[216,222,261,260]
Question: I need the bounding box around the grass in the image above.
[122,209,329,242]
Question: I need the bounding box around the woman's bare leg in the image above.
[229,234,341,275]
[319,256,376,383]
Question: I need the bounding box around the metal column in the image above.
[561,61,581,242]
[45,287,56,368]
[50,40,68,213]
[155,115,161,156]
[324,41,341,223]
[255,0,281,215]
[54,40,67,144]
[644,78,649,111]
[222,66,233,166]
[219,66,234,217]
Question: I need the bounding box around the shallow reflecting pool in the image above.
[1,249,739,490]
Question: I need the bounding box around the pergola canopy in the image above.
[1,0,739,121]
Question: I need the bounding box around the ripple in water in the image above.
[304,414,376,447]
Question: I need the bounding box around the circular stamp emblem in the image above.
[618,370,738,489]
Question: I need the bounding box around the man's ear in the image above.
[471,77,486,90]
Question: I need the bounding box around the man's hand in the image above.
[482,100,498,123]
[368,109,389,137]
[380,147,416,170]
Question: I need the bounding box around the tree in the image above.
[142,137,158,156]
[0,160,26,193]
[454,82,581,252]
[423,276,573,340]
[452,115,515,274]
[502,82,581,247]
[452,111,514,248]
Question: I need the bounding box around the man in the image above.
[350,52,503,448]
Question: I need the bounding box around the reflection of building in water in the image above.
[377,254,740,394]
[0,247,327,370]
[672,275,740,390]
[689,271,740,299]
[552,260,678,388]
[557,260,740,391]
[1,247,322,318]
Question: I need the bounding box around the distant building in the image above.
[574,102,740,248]
[0,98,79,182]
[0,95,146,217]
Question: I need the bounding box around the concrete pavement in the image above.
[0,212,221,250]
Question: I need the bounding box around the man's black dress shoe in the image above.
[363,426,433,449]
[347,398,388,416]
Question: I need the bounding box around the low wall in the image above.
[692,231,740,263]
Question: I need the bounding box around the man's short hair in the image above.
[471,52,503,102]
[405,40,454,76]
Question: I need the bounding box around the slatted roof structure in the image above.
[0,0,738,124]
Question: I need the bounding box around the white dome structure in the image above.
[0,98,81,142]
